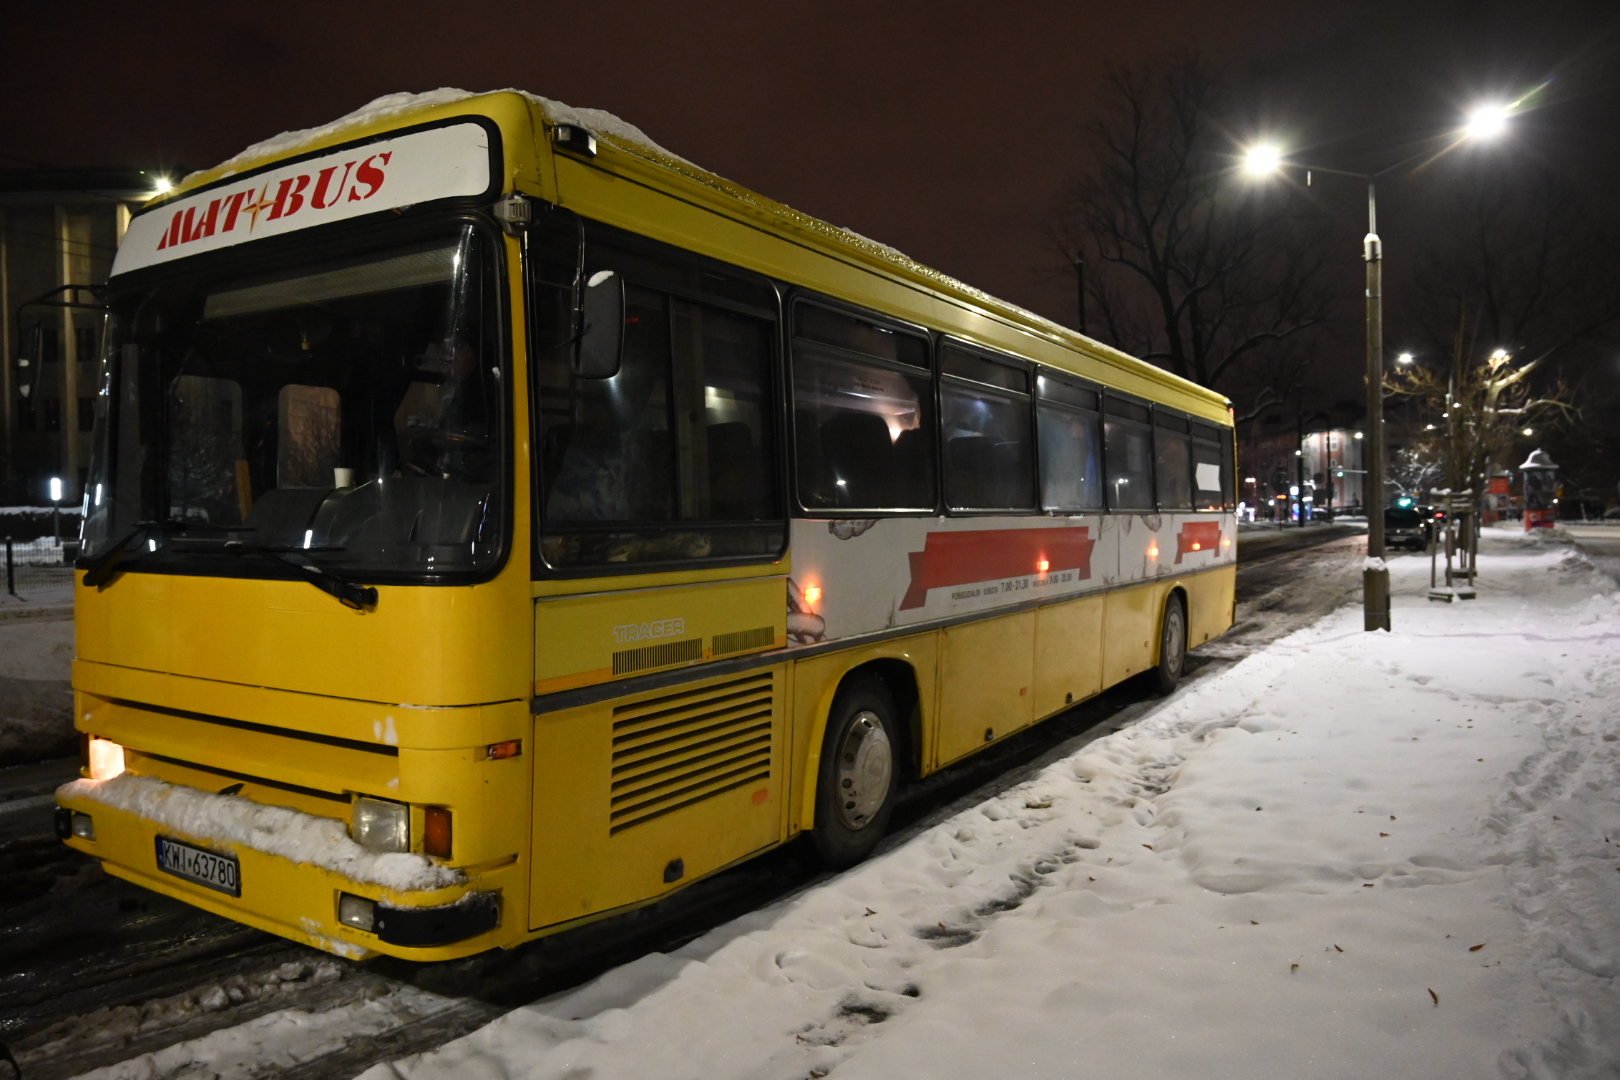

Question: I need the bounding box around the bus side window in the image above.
[534,231,782,570]
[1153,409,1192,510]
[940,344,1036,512]
[791,303,934,512]
[1035,373,1102,513]
[1103,395,1154,510]
[1190,421,1225,511]
[1221,425,1237,509]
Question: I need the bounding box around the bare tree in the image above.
[1388,316,1575,502]
[1053,54,1331,406]
[1404,165,1620,495]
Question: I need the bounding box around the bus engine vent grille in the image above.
[612,637,704,677]
[608,673,774,834]
[711,626,774,656]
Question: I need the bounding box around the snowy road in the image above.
[25,526,1620,1078]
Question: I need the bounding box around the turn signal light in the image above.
[87,737,125,781]
[1036,559,1050,573]
[486,740,521,760]
[424,806,452,859]
[803,585,822,608]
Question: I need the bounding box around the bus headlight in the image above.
[351,797,409,852]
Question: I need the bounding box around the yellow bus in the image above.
[56,90,1236,960]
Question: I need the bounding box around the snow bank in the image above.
[344,530,1620,1079]
[60,774,460,892]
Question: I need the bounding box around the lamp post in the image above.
[1239,99,1515,631]
[49,475,62,547]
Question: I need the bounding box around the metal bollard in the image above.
[5,536,13,597]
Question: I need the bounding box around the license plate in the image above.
[155,836,241,897]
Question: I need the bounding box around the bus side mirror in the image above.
[574,270,623,379]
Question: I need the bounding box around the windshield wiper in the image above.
[221,541,379,610]
[82,523,375,609]
[81,519,244,587]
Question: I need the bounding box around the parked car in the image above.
[1385,504,1430,550]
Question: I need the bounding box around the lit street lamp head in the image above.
[1241,143,1283,177]
[1397,352,1415,365]
[1463,102,1513,140]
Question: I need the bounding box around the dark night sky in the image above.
[4,1,1618,367]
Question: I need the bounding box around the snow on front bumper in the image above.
[56,774,504,960]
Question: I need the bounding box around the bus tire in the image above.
[1154,593,1188,696]
[811,674,899,870]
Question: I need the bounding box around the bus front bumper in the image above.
[53,794,512,962]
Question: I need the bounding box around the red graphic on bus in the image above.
[899,528,1094,610]
[1175,521,1222,563]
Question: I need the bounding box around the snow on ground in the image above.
[69,527,1620,1080]
[73,983,460,1080]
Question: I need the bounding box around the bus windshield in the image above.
[81,224,505,581]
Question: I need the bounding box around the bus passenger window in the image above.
[545,287,677,523]
[1190,422,1226,511]
[536,256,781,569]
[1035,374,1102,512]
[1153,410,1192,510]
[792,304,934,512]
[940,345,1035,512]
[1103,395,1154,510]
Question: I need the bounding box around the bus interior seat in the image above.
[891,428,932,504]
[820,411,894,507]
[947,434,994,507]
[706,421,763,518]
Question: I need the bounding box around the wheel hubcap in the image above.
[1165,607,1186,675]
[835,711,892,830]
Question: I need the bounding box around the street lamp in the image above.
[1239,104,1512,632]
[49,476,63,547]
[1397,352,1415,365]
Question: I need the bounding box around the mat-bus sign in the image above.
[113,122,493,276]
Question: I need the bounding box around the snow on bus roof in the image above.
[189,88,1224,409]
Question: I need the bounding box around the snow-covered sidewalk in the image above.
[80,529,1620,1080]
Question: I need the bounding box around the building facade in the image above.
[1,168,158,506]
[1238,406,1367,521]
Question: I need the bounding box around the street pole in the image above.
[1363,181,1391,631]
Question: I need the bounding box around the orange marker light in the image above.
[423,806,452,859]
[803,585,822,608]
[1036,559,1050,573]
[1147,542,1160,560]
[486,740,521,760]
[87,737,125,781]
[1191,542,1201,551]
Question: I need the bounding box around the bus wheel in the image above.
[1154,593,1188,696]
[811,675,898,869]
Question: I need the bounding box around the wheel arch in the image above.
[1154,583,1190,665]
[795,652,924,833]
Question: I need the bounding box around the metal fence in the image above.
[4,535,76,598]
